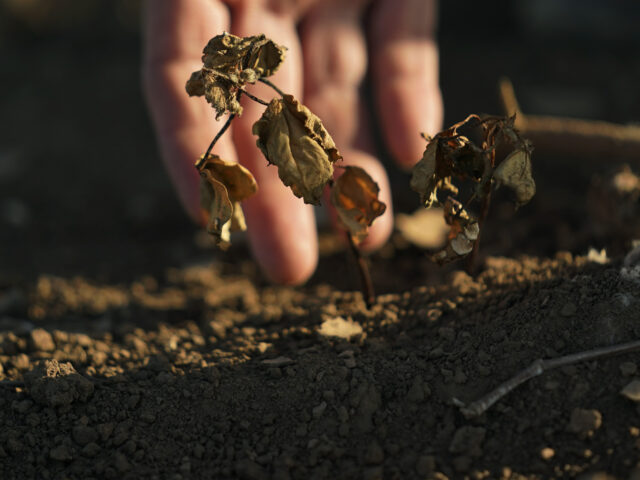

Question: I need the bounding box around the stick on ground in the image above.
[455,338,640,418]
[499,78,640,162]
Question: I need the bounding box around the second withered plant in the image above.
[185,33,385,303]
[411,114,536,266]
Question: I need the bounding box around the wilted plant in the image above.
[411,114,535,266]
[186,33,385,303]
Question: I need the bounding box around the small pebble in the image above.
[50,445,73,462]
[621,380,640,402]
[540,447,555,460]
[569,408,602,434]
[312,401,327,419]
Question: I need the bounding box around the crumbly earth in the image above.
[2,2,640,479]
[1,249,640,480]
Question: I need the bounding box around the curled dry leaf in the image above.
[201,33,285,80]
[186,70,242,119]
[253,94,341,204]
[410,140,439,208]
[432,198,480,264]
[330,166,386,244]
[196,154,258,247]
[494,148,536,207]
[186,32,286,119]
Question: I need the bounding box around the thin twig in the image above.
[455,338,640,418]
[198,114,235,165]
[259,78,286,97]
[499,78,640,161]
[347,234,375,308]
[466,148,495,274]
[240,89,270,106]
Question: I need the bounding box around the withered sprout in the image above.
[186,33,385,305]
[411,115,535,267]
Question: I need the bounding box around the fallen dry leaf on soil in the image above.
[395,208,449,249]
[196,154,258,247]
[186,33,286,119]
[330,166,386,244]
[253,95,341,204]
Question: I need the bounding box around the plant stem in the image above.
[347,234,375,308]
[240,89,269,106]
[258,78,286,97]
[466,149,494,274]
[199,114,235,165]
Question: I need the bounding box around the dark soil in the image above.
[1,2,640,479]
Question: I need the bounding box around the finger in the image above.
[301,0,392,251]
[142,0,237,224]
[300,0,369,148]
[370,0,443,169]
[229,4,318,285]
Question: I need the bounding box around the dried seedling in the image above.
[186,33,385,304]
[410,114,535,268]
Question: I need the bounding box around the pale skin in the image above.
[142,0,442,285]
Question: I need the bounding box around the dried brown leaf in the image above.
[199,170,233,247]
[432,198,479,264]
[494,148,536,207]
[253,95,341,204]
[330,166,386,244]
[186,33,286,118]
[202,33,285,80]
[196,154,258,247]
[196,154,258,202]
[186,70,242,120]
[410,140,439,208]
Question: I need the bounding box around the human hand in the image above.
[142,0,442,285]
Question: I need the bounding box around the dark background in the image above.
[1,0,639,283]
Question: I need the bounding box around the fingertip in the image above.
[243,183,318,286]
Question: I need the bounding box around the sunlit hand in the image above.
[142,0,442,284]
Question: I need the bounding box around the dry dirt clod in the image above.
[569,408,602,435]
[24,359,94,408]
[72,425,98,446]
[28,328,55,352]
[449,426,486,457]
[49,444,73,462]
[317,316,363,340]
